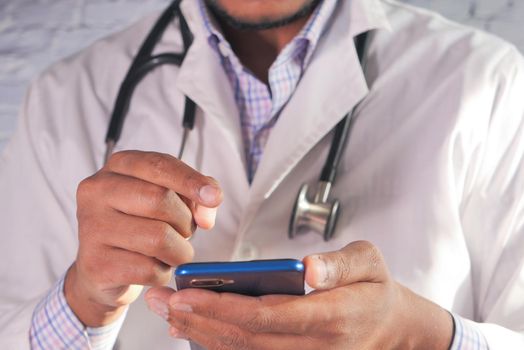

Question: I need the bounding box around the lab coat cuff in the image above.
[449,313,489,350]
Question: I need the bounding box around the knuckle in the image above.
[106,150,132,168]
[146,185,172,212]
[220,328,249,350]
[76,173,113,221]
[330,317,350,337]
[76,175,98,202]
[353,240,374,253]
[354,240,379,258]
[77,214,94,239]
[244,307,272,332]
[147,152,172,178]
[333,251,351,283]
[175,312,193,334]
[352,240,387,280]
[182,171,202,195]
[151,222,175,250]
[151,221,194,265]
[215,343,233,350]
[367,243,384,265]
[77,206,105,236]
[359,241,385,269]
[204,300,220,320]
[77,210,110,245]
[145,187,187,226]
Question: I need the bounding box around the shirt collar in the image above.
[197,0,338,74]
[292,0,338,67]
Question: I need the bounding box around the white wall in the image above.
[0,0,523,150]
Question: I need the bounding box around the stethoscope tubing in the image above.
[319,32,368,184]
[104,0,193,163]
[103,0,370,241]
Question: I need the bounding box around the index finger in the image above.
[106,150,223,207]
[167,288,345,335]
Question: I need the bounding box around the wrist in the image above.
[64,262,126,327]
[397,283,454,350]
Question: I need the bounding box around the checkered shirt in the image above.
[29,0,490,348]
[30,276,126,349]
[450,314,490,349]
[199,0,339,182]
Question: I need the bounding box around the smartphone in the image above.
[175,259,305,296]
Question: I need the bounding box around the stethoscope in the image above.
[105,0,369,242]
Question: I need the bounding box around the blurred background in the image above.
[0,0,523,151]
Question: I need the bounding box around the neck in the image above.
[218,17,312,84]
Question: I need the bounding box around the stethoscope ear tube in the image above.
[319,31,368,184]
[104,0,193,164]
[319,115,352,184]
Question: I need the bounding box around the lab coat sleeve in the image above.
[0,14,161,347]
[459,46,524,348]
[0,80,80,348]
[0,42,124,346]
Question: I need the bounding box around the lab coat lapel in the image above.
[176,0,246,173]
[175,1,253,247]
[233,0,391,249]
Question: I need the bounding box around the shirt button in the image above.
[217,42,230,57]
[237,242,259,261]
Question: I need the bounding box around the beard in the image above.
[203,0,323,30]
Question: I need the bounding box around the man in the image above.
[0,0,523,348]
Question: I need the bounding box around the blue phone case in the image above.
[175,259,305,296]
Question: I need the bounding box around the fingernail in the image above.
[199,185,220,205]
[170,303,193,313]
[170,326,189,339]
[146,298,169,320]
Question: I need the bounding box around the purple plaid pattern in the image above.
[30,277,88,349]
[199,0,338,181]
[450,313,489,350]
[30,276,126,349]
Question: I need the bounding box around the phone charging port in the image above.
[190,278,231,287]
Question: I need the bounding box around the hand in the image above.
[65,150,223,327]
[145,241,453,350]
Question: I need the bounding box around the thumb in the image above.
[190,177,223,230]
[193,205,218,230]
[303,240,389,290]
[182,177,224,230]
[144,286,176,320]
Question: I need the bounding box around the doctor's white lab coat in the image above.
[1,0,524,348]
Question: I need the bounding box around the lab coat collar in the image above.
[176,0,248,174]
[235,0,391,247]
[252,0,391,191]
[176,0,391,253]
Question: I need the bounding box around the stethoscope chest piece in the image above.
[289,182,340,242]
